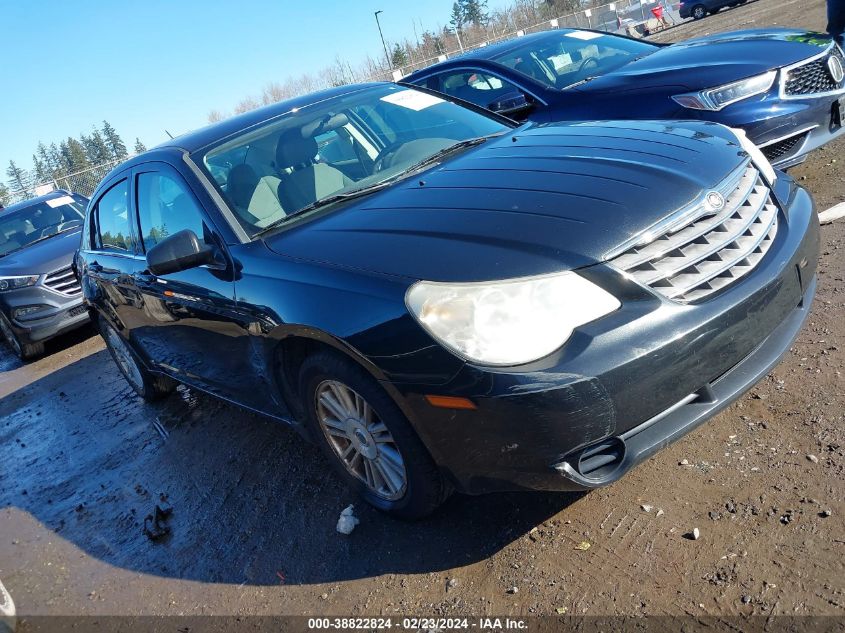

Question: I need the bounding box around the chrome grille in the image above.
[610,162,779,303]
[784,46,845,96]
[44,266,82,297]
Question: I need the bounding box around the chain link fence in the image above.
[368,0,681,81]
[5,155,133,206]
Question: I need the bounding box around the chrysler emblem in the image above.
[829,55,845,84]
[704,191,726,212]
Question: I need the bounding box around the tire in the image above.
[0,312,44,360]
[299,350,447,519]
[691,4,707,19]
[98,316,176,401]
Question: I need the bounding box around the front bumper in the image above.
[1,285,89,345]
[390,176,819,494]
[702,88,845,169]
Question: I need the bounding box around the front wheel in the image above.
[0,312,44,360]
[99,316,176,401]
[691,4,707,19]
[299,351,448,519]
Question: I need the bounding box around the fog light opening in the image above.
[576,437,626,480]
[13,305,50,320]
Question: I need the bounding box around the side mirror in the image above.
[146,229,216,276]
[487,91,533,117]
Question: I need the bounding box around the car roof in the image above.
[2,189,79,214]
[153,82,390,155]
[405,29,577,77]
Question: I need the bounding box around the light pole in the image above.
[374,10,391,70]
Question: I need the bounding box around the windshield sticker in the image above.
[565,30,603,41]
[46,195,75,208]
[381,90,444,111]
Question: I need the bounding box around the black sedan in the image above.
[0,191,89,359]
[402,28,845,169]
[77,83,818,517]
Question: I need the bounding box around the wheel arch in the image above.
[269,325,410,426]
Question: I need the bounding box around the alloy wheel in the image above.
[314,380,408,500]
[103,325,144,391]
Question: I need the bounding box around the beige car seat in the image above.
[275,130,352,212]
[226,164,285,229]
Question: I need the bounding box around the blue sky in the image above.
[0,0,511,177]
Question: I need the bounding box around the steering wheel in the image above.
[373,141,408,172]
[577,56,600,78]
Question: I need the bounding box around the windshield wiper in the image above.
[56,223,82,234]
[256,136,492,237]
[255,180,394,236]
[0,225,82,256]
[5,234,55,253]
[396,136,490,177]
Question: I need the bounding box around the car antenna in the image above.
[164,129,174,139]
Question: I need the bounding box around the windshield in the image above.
[0,194,86,258]
[199,84,510,237]
[492,31,657,90]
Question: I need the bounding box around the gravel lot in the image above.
[1,0,843,626]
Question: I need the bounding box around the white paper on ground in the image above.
[336,504,360,535]
[0,576,15,620]
[819,202,845,224]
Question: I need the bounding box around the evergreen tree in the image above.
[48,143,67,180]
[32,153,49,184]
[0,182,10,207]
[543,0,580,15]
[6,161,31,195]
[462,0,489,26]
[450,1,465,32]
[81,129,113,165]
[134,138,147,154]
[35,143,57,180]
[101,120,128,160]
[391,43,409,67]
[422,31,447,55]
[60,137,92,174]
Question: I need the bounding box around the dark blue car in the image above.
[403,28,845,169]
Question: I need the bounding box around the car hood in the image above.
[264,120,747,282]
[579,29,835,93]
[0,229,81,276]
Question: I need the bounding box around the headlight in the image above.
[406,271,620,366]
[672,71,777,111]
[730,126,777,186]
[0,275,39,292]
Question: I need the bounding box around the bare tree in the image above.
[262,82,291,105]
[233,96,261,114]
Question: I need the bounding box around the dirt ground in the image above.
[1,0,843,627]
